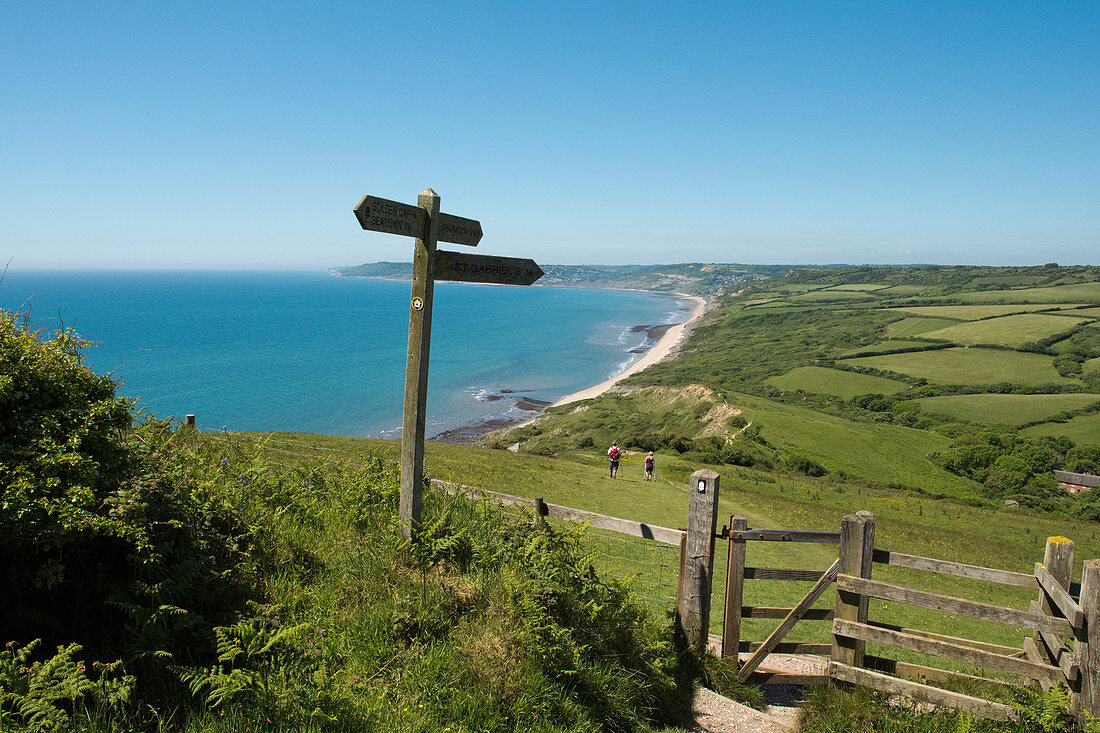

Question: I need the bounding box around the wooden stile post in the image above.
[1073,559,1100,722]
[676,531,687,619]
[1035,537,1074,668]
[185,414,195,427]
[722,515,748,659]
[678,469,720,652]
[832,510,875,668]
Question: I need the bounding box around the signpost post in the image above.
[353,189,543,539]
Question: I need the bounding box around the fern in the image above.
[171,610,312,711]
[0,640,134,732]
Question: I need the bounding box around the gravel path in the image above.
[693,637,830,732]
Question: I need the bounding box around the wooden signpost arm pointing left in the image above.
[400,188,440,539]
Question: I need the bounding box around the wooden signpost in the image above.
[353,189,544,539]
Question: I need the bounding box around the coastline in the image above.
[432,292,709,444]
[550,293,707,407]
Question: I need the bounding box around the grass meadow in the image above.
[972,275,1050,287]
[957,281,1100,304]
[840,339,936,356]
[768,283,823,292]
[847,347,1077,386]
[789,290,878,302]
[823,283,891,291]
[888,304,1084,320]
[764,365,908,398]
[729,392,978,499]
[916,393,1100,425]
[245,431,1100,678]
[875,285,928,296]
[918,313,1088,348]
[1022,411,1100,444]
[883,316,960,338]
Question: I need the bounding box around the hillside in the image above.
[489,264,1100,516]
[1,308,714,733]
[6,266,1100,732]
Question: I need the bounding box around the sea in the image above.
[0,270,691,438]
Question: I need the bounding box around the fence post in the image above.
[722,515,748,659]
[185,414,196,427]
[677,469,720,652]
[1036,537,1074,668]
[677,531,687,621]
[1074,559,1100,723]
[832,510,875,669]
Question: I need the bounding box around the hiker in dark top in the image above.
[645,451,655,481]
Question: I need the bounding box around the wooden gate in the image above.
[720,512,1100,724]
[718,513,847,685]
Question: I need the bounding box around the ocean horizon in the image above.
[0,269,691,438]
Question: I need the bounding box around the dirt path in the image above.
[692,636,829,732]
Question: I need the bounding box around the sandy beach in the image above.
[431,292,709,444]
[551,293,707,407]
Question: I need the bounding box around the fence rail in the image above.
[719,509,1100,724]
[872,548,1039,589]
[829,527,1096,723]
[195,428,1100,724]
[196,429,685,612]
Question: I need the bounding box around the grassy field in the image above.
[492,384,979,502]
[764,365,908,398]
[916,393,1100,425]
[918,313,1087,347]
[957,281,1100,304]
[847,347,1077,386]
[249,432,1100,661]
[769,283,822,292]
[888,304,1082,320]
[883,316,960,338]
[972,275,1050,287]
[823,283,890,291]
[1088,356,1100,375]
[1072,307,1100,318]
[790,290,878,302]
[875,285,928,296]
[840,340,936,356]
[1022,411,1100,444]
[741,302,821,311]
[729,392,979,500]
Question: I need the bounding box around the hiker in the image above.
[644,451,655,481]
[607,442,621,478]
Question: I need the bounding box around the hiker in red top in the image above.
[607,442,621,478]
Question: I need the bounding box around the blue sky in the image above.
[2,1,1097,269]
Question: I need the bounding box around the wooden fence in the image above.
[433,468,719,651]
[721,510,1100,724]
[434,468,1100,724]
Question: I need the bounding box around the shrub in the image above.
[785,453,827,477]
[1,309,251,695]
